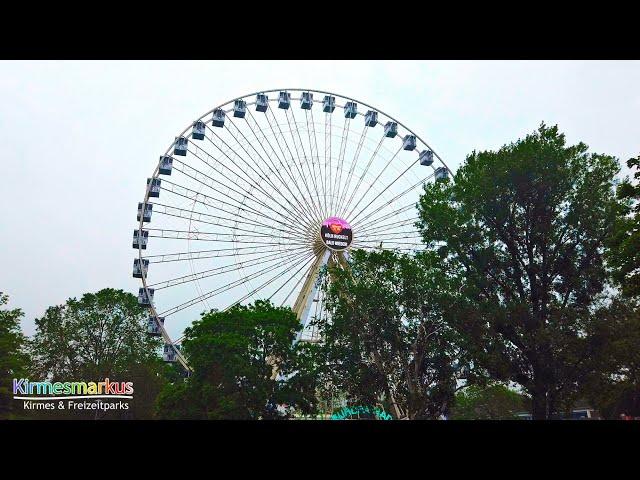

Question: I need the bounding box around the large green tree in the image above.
[416,124,622,419]
[581,299,640,418]
[28,288,164,419]
[0,292,30,419]
[156,300,319,419]
[316,249,468,419]
[450,383,528,420]
[608,154,640,298]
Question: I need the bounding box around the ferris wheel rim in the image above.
[136,87,452,372]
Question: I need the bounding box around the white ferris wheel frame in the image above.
[136,88,453,371]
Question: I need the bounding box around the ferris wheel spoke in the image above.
[332,116,351,216]
[160,179,307,237]
[172,155,305,231]
[143,244,309,264]
[151,201,311,243]
[336,124,367,214]
[149,248,311,290]
[286,107,325,220]
[349,157,423,225]
[262,107,323,223]
[189,141,316,233]
[267,252,319,303]
[167,161,314,243]
[303,109,323,217]
[340,134,385,218]
[243,110,321,228]
[351,201,417,233]
[351,171,435,230]
[357,217,420,238]
[344,144,402,221]
[225,253,317,311]
[279,255,319,307]
[307,108,328,219]
[267,106,324,222]
[145,228,303,244]
[353,240,422,248]
[169,158,276,221]
[160,250,316,318]
[355,209,418,237]
[354,228,422,243]
[356,221,420,242]
[325,112,332,216]
[211,119,317,230]
[159,188,312,244]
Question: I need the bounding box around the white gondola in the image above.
[365,110,378,127]
[256,93,268,112]
[278,91,291,109]
[137,202,153,222]
[138,287,154,306]
[132,229,148,249]
[344,101,357,119]
[402,134,417,151]
[322,95,336,113]
[158,155,173,175]
[147,316,164,336]
[192,120,206,140]
[147,178,161,198]
[163,343,181,362]
[174,136,188,156]
[419,150,434,166]
[233,99,247,118]
[133,258,149,278]
[212,108,225,128]
[384,121,398,138]
[434,167,449,181]
[300,91,313,110]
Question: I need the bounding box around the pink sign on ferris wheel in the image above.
[320,217,353,251]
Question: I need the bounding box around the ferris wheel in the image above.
[132,88,452,371]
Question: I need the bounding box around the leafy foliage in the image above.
[156,300,319,419]
[608,154,640,298]
[28,288,164,419]
[0,292,30,419]
[416,123,622,418]
[316,249,468,419]
[581,299,640,418]
[450,384,528,420]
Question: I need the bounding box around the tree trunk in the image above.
[531,384,548,420]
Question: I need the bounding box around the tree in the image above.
[28,288,164,419]
[316,249,468,419]
[156,300,319,419]
[608,154,640,298]
[581,299,640,419]
[0,292,30,419]
[450,384,528,420]
[416,124,622,419]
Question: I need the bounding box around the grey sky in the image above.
[1,60,639,337]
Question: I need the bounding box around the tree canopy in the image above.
[156,300,318,419]
[416,123,622,419]
[0,293,30,419]
[28,288,164,419]
[450,384,528,420]
[608,154,640,298]
[316,249,468,419]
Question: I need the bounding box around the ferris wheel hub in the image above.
[320,217,353,251]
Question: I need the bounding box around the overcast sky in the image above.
[1,60,639,337]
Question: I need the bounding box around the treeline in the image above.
[1,124,639,420]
